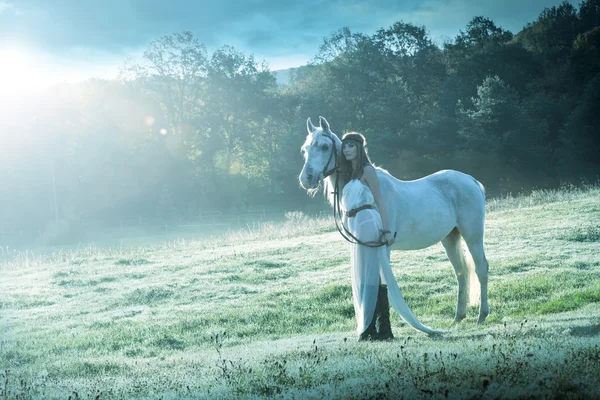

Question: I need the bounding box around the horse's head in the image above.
[299,116,340,190]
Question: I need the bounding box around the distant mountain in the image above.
[273,66,307,86]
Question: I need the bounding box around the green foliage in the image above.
[579,0,600,31]
[457,76,551,187]
[455,16,514,48]
[571,26,600,83]
[558,74,600,180]
[517,1,579,58]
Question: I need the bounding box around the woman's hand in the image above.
[364,166,395,247]
[383,231,395,246]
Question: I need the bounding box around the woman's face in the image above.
[343,141,358,161]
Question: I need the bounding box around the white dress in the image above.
[342,179,446,336]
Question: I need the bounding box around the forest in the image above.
[1,0,598,244]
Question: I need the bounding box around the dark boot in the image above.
[358,306,379,342]
[375,284,394,340]
[358,313,378,341]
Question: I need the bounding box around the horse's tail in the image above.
[381,254,447,336]
[472,178,486,306]
[468,176,485,305]
[472,176,486,200]
[463,239,480,306]
[445,227,480,307]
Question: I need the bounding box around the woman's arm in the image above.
[363,166,395,246]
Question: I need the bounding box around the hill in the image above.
[1,185,599,398]
[274,65,307,86]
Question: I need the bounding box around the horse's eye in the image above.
[321,145,329,151]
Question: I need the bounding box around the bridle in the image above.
[314,134,395,248]
[319,134,338,180]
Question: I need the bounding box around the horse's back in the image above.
[379,169,484,206]
[425,170,484,200]
[414,170,486,216]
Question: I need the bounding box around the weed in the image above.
[0,370,32,400]
[562,225,600,242]
[114,258,151,266]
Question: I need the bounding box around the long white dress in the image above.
[342,179,446,336]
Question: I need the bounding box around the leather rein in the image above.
[320,134,395,248]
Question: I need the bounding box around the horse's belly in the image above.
[393,235,448,250]
[392,215,455,250]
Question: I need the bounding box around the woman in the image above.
[339,132,396,341]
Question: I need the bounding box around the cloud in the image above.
[0,0,583,72]
[1,1,415,53]
[0,2,22,16]
[0,2,13,12]
[383,0,579,44]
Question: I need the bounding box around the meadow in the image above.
[1,185,600,399]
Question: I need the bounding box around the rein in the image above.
[331,172,395,248]
[318,135,395,248]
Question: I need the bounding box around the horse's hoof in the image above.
[451,315,466,325]
[477,312,489,324]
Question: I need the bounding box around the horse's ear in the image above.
[307,117,317,133]
[319,116,330,133]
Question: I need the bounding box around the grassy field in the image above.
[1,185,600,399]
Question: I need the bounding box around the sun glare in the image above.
[0,47,54,108]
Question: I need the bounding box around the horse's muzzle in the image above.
[299,179,319,190]
[299,169,319,190]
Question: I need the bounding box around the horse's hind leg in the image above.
[441,228,468,324]
[463,236,490,323]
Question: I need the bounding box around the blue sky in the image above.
[0,0,579,86]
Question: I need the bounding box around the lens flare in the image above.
[144,116,155,127]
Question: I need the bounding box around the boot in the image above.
[358,314,377,341]
[375,284,394,340]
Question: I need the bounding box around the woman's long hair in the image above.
[338,132,373,188]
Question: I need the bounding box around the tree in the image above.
[119,31,208,140]
[570,27,600,85]
[375,22,446,104]
[444,17,525,100]
[558,74,600,180]
[578,0,600,33]
[445,16,513,68]
[161,45,278,210]
[516,1,579,60]
[458,76,550,188]
[454,16,513,49]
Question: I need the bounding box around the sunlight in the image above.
[0,47,47,107]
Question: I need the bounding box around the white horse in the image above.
[299,116,489,325]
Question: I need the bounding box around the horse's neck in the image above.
[324,134,342,207]
[324,171,339,207]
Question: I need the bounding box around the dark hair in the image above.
[339,132,372,186]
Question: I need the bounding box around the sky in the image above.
[0,0,578,97]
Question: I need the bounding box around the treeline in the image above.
[1,1,599,241]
